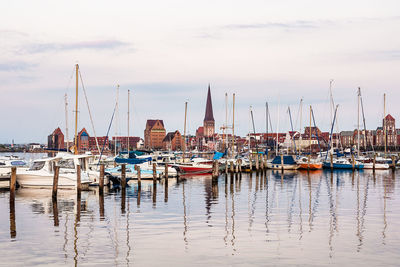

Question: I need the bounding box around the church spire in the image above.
[204,84,214,122]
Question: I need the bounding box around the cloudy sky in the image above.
[1,0,400,143]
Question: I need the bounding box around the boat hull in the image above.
[266,163,299,170]
[17,173,90,188]
[298,163,323,170]
[175,165,212,174]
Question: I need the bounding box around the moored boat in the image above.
[267,155,299,170]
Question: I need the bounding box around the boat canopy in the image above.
[271,155,297,165]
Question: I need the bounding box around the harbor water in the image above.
[0,155,400,265]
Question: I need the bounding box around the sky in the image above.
[1,0,400,143]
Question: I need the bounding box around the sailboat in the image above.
[298,106,322,170]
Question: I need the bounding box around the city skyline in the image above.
[1,0,400,143]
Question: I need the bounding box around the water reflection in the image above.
[2,169,400,266]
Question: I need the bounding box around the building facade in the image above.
[163,130,183,151]
[47,127,65,150]
[144,120,166,149]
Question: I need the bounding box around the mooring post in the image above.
[212,161,218,178]
[392,155,396,170]
[373,154,376,171]
[76,165,82,191]
[137,165,141,186]
[121,164,126,189]
[255,154,259,171]
[153,163,157,181]
[164,164,168,178]
[230,161,234,173]
[52,163,59,199]
[330,153,333,171]
[249,155,253,172]
[99,164,104,194]
[235,160,239,173]
[351,154,355,171]
[280,154,284,172]
[238,159,242,173]
[225,161,228,174]
[10,166,17,194]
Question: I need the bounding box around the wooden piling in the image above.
[212,161,219,178]
[255,154,259,171]
[238,159,242,173]
[249,156,253,171]
[391,155,396,170]
[280,154,284,172]
[351,154,355,171]
[153,163,157,181]
[76,165,82,191]
[52,197,59,227]
[52,164,59,199]
[137,165,141,186]
[235,160,239,173]
[164,164,168,178]
[330,153,333,171]
[373,154,376,171]
[225,161,228,174]
[99,164,104,194]
[10,167,17,194]
[121,164,126,188]
[230,161,234,173]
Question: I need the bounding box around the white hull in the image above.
[17,172,90,188]
[266,163,300,170]
[362,163,390,169]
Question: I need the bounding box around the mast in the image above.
[329,79,334,128]
[357,87,360,156]
[299,98,303,155]
[224,93,227,150]
[250,106,258,153]
[114,85,119,156]
[183,102,188,162]
[276,97,280,155]
[64,93,69,152]
[266,102,269,150]
[232,93,235,158]
[74,64,79,155]
[384,93,387,156]
[309,105,312,155]
[127,89,130,153]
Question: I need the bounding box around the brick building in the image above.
[163,130,183,150]
[112,136,141,151]
[144,119,166,149]
[47,127,65,150]
[203,85,215,137]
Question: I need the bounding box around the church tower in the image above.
[203,85,215,137]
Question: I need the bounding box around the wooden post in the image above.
[391,155,396,170]
[235,160,239,173]
[249,156,253,171]
[52,197,59,227]
[76,165,82,191]
[99,164,104,194]
[280,154,284,172]
[164,164,168,178]
[153,163,157,181]
[255,154,259,171]
[330,153,333,171]
[230,161,234,173]
[212,161,218,178]
[121,164,126,189]
[351,154,355,171]
[10,167,17,194]
[238,159,242,173]
[137,165,141,186]
[52,164,59,199]
[225,161,228,174]
[373,154,376,171]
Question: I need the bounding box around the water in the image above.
[1,160,400,266]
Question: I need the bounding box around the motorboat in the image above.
[323,157,364,169]
[0,155,28,177]
[17,155,91,188]
[297,156,323,170]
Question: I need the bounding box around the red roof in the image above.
[385,114,395,121]
[146,119,164,128]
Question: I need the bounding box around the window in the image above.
[29,161,45,171]
[58,159,75,169]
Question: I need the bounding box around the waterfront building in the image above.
[163,130,183,151]
[144,119,166,150]
[112,136,141,151]
[47,127,65,150]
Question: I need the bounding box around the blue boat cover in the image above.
[271,155,296,165]
[115,156,151,164]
